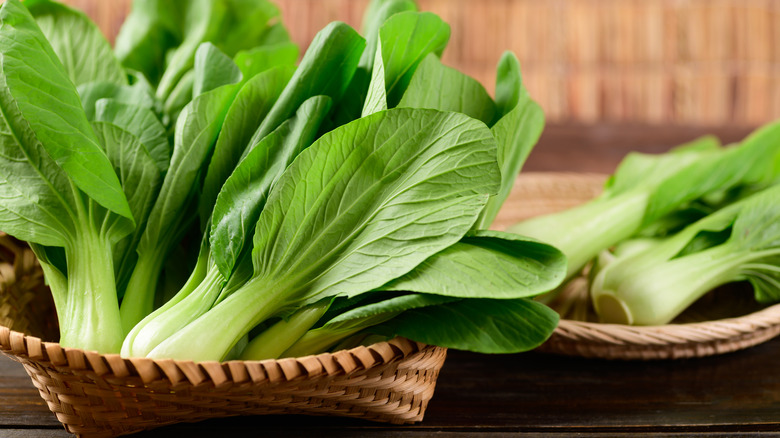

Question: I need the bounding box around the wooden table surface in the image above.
[3,122,773,438]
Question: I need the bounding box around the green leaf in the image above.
[0,0,132,220]
[507,135,735,277]
[25,0,127,87]
[476,99,544,227]
[475,54,544,228]
[329,0,416,126]
[233,42,299,79]
[605,136,721,201]
[210,95,333,278]
[91,122,161,236]
[155,0,228,100]
[139,83,239,256]
[148,0,286,101]
[331,294,454,326]
[373,298,559,353]
[95,99,170,171]
[0,90,75,246]
[379,11,450,107]
[494,51,523,118]
[91,121,162,290]
[213,0,281,56]
[193,42,242,97]
[359,0,417,71]
[250,21,365,143]
[114,0,180,86]
[254,22,293,47]
[199,65,295,225]
[251,108,499,300]
[281,293,455,358]
[162,70,194,126]
[590,185,780,325]
[120,82,240,329]
[381,230,566,299]
[730,185,780,251]
[361,39,387,117]
[646,122,780,225]
[78,81,156,121]
[147,108,501,361]
[399,53,496,125]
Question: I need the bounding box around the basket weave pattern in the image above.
[0,235,447,437]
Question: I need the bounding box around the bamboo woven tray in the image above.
[500,172,780,360]
[0,235,446,438]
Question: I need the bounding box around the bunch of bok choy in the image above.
[0,0,565,361]
[510,121,780,325]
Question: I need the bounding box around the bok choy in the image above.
[591,184,780,325]
[0,0,564,361]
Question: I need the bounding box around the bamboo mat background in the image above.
[61,0,779,127]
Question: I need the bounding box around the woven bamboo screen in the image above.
[63,0,779,126]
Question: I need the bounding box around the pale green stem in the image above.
[146,276,289,361]
[509,191,649,278]
[59,225,123,354]
[119,247,168,334]
[123,263,225,358]
[120,247,211,357]
[239,301,330,360]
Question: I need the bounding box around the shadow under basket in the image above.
[0,235,447,438]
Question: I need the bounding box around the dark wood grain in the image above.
[0,123,773,437]
[6,335,780,437]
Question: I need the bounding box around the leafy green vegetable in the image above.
[372,297,559,353]
[510,124,780,278]
[113,0,180,86]
[198,65,295,225]
[145,108,500,361]
[210,95,333,278]
[192,42,242,97]
[263,231,566,359]
[0,0,155,354]
[114,0,291,128]
[0,0,564,362]
[382,231,566,298]
[277,294,453,359]
[91,121,163,296]
[122,94,334,358]
[360,0,417,68]
[591,184,780,325]
[475,52,544,228]
[334,0,416,123]
[0,0,131,220]
[94,99,170,171]
[119,82,240,332]
[78,81,157,121]
[248,21,365,143]
[361,39,388,117]
[25,0,127,87]
[233,42,299,78]
[399,53,495,125]
[378,11,450,107]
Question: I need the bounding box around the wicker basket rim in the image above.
[545,302,780,359]
[555,300,780,340]
[0,323,430,388]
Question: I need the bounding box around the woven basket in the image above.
[0,235,447,437]
[499,172,780,360]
